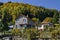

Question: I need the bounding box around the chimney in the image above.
[27,14,28,17]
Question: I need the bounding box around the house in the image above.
[37,22,53,31]
[13,14,35,29]
[37,26,44,30]
[38,17,53,30]
[41,22,53,27]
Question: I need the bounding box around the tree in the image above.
[0,2,3,6]
[1,9,9,31]
[52,10,59,24]
[24,28,37,40]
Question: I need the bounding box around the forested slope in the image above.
[0,2,59,31]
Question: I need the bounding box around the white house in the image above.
[37,22,53,31]
[13,14,35,29]
[41,22,53,26]
[38,17,53,30]
[37,26,44,30]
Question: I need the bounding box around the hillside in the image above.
[0,2,59,31]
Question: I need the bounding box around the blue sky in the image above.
[0,0,60,10]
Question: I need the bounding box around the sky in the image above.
[0,0,60,10]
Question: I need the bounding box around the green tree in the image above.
[52,10,59,24]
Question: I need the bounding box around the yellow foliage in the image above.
[32,18,39,22]
[42,17,52,22]
[11,29,21,35]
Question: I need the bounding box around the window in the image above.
[23,19,26,22]
[20,25,23,27]
[16,25,17,28]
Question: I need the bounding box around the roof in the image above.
[8,25,14,28]
[16,14,27,20]
[16,14,35,24]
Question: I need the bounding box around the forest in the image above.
[0,2,59,31]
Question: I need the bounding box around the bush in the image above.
[11,29,21,36]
